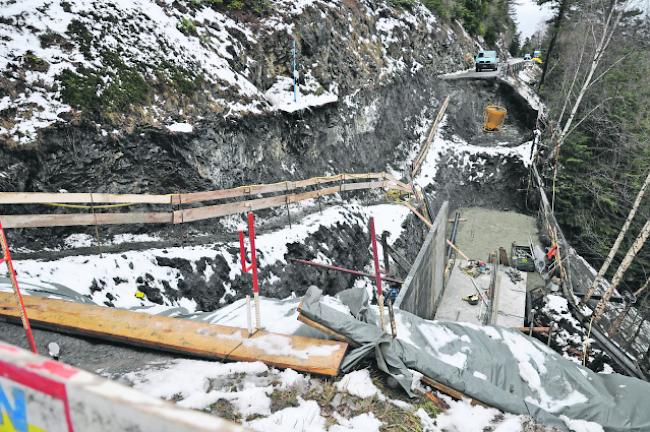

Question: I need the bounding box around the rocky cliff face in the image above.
[1,0,479,195]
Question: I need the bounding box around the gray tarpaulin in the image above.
[301,286,650,432]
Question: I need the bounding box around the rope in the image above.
[44,202,137,209]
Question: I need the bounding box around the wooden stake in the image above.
[246,294,253,337]
[254,291,261,331]
[378,294,386,334]
[388,298,397,338]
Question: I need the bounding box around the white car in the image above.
[524,53,532,61]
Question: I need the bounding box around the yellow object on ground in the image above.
[483,105,507,131]
[532,57,543,64]
[135,290,145,299]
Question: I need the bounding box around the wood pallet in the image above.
[0,293,348,376]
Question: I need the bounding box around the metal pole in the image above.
[289,258,403,284]
[370,218,386,331]
[292,39,298,103]
[381,232,390,274]
[0,221,37,353]
[238,231,247,272]
[248,212,261,330]
[239,213,261,330]
[447,212,460,259]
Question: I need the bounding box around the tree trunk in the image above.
[550,3,623,210]
[538,0,569,91]
[608,302,632,336]
[594,220,650,322]
[581,170,650,304]
[634,275,650,297]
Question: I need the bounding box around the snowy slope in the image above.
[0,0,469,145]
[3,201,410,311]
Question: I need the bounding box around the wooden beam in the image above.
[179,173,389,204]
[0,212,173,229]
[402,202,432,228]
[412,96,451,177]
[0,173,392,206]
[0,293,348,376]
[0,173,410,229]
[0,192,172,205]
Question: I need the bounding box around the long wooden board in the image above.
[0,212,173,229]
[0,177,410,229]
[0,192,172,205]
[0,173,395,205]
[178,173,389,204]
[412,96,451,177]
[0,293,348,376]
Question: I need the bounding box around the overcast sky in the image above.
[511,0,555,40]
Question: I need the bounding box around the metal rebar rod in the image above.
[289,259,404,284]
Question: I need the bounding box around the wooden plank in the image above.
[0,293,348,376]
[0,192,172,205]
[0,174,408,228]
[0,212,173,229]
[178,186,342,223]
[178,173,387,204]
[412,96,451,177]
[0,173,393,206]
[340,180,387,192]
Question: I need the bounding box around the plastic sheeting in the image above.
[301,286,650,432]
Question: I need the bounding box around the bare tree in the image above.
[550,0,626,210]
[538,0,571,91]
[581,170,650,304]
[594,220,650,322]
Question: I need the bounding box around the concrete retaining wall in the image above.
[0,341,246,432]
[394,201,448,319]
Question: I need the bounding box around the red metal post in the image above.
[370,217,383,297]
[0,220,38,353]
[247,212,259,294]
[239,231,247,272]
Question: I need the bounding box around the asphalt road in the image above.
[442,58,526,81]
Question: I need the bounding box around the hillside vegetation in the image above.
[539,0,650,294]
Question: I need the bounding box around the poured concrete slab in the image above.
[440,208,535,326]
[436,261,491,324]
[491,268,527,327]
[435,261,526,327]
[452,207,538,262]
